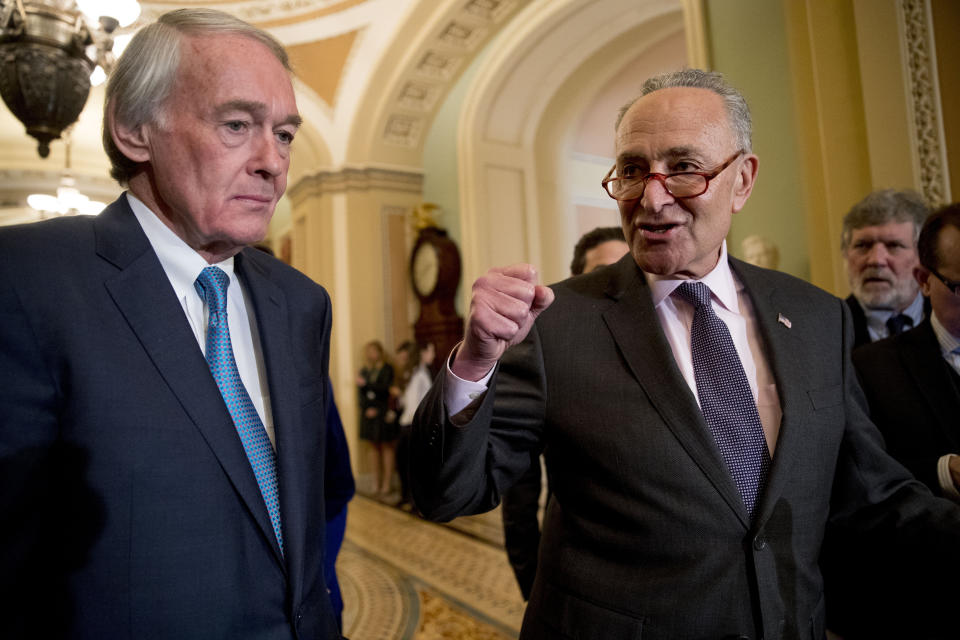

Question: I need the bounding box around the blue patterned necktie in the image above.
[195,266,283,552]
[676,281,771,518]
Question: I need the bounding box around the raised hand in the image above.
[451,264,554,381]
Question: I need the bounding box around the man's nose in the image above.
[640,175,675,211]
[865,243,889,264]
[251,131,286,178]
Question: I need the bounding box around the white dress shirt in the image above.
[445,242,782,454]
[400,364,434,426]
[127,193,276,447]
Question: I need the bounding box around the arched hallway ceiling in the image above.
[340,0,532,167]
[1,0,488,220]
[137,0,533,169]
[0,0,677,224]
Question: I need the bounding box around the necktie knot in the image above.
[676,281,713,310]
[195,266,231,316]
[886,313,912,336]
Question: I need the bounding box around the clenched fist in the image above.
[451,264,554,381]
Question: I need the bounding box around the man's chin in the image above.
[855,290,896,310]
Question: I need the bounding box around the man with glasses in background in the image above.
[853,202,960,500]
[410,69,960,639]
[825,203,960,639]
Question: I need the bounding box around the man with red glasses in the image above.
[410,69,960,639]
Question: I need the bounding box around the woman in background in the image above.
[356,340,395,497]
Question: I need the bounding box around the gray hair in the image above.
[103,8,291,185]
[840,189,930,250]
[615,69,753,153]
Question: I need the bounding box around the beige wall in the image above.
[706,0,817,282]
[781,0,873,294]
[287,168,423,474]
[704,0,955,295]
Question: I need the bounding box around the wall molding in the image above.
[900,0,951,205]
[288,166,424,207]
[376,0,527,150]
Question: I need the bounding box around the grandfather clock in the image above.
[409,225,463,375]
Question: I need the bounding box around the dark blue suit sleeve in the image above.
[0,251,104,637]
[324,380,355,516]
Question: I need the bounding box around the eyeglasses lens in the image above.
[611,174,706,199]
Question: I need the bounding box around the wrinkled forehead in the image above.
[849,221,918,243]
[176,32,291,86]
[170,33,298,115]
[615,87,734,157]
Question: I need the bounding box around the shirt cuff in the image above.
[443,341,495,418]
[937,454,960,500]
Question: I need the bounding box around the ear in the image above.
[107,100,152,164]
[915,265,933,296]
[731,153,759,213]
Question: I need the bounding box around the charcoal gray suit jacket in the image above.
[411,254,960,640]
[0,196,341,639]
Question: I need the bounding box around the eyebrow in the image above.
[215,100,303,129]
[617,146,701,163]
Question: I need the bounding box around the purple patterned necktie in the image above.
[676,281,770,518]
[195,266,283,552]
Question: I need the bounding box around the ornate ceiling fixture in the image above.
[0,0,139,158]
[27,127,106,216]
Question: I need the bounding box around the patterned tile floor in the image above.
[338,496,525,639]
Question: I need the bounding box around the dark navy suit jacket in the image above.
[0,196,341,639]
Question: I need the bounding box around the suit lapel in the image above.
[96,197,285,567]
[730,260,811,525]
[236,251,307,594]
[899,322,960,450]
[601,259,750,527]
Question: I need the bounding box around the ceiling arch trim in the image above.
[455,0,684,281]
[345,0,532,167]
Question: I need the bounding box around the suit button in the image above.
[753,535,767,550]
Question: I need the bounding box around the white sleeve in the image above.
[443,359,494,418]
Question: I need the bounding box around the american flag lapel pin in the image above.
[778,313,792,329]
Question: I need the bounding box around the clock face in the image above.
[412,242,439,297]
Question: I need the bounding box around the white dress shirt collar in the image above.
[126,192,235,294]
[125,192,275,445]
[645,241,739,312]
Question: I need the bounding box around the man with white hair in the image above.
[0,9,343,638]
